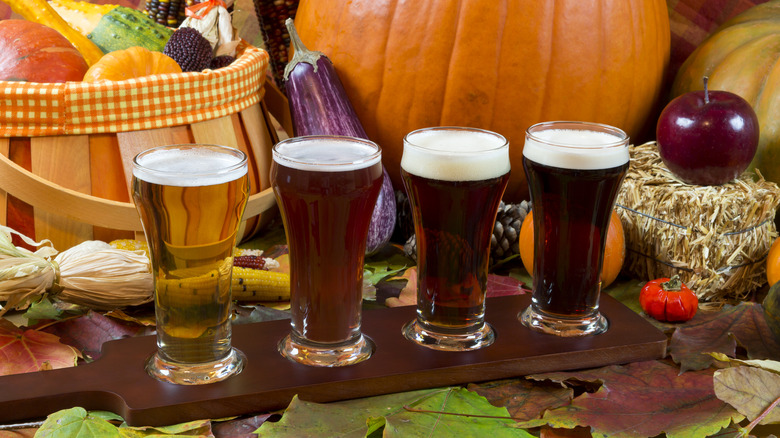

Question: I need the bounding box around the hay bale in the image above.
[616,142,780,304]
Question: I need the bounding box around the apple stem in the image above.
[703,76,710,104]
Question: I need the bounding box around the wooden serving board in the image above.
[0,293,666,427]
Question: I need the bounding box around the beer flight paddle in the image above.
[0,293,666,427]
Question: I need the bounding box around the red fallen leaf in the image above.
[525,360,743,438]
[670,302,780,373]
[468,378,573,421]
[213,413,275,437]
[39,310,151,361]
[487,274,528,298]
[0,318,79,376]
[385,270,526,307]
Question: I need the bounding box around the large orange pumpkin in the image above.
[293,0,671,201]
[671,1,780,186]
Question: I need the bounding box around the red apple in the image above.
[656,77,759,186]
[0,20,88,83]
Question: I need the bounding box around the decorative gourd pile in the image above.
[0,0,239,83]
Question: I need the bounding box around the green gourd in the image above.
[50,0,173,54]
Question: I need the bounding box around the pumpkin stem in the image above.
[283,18,326,79]
[661,275,682,292]
[703,76,710,104]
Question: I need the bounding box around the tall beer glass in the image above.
[132,144,249,384]
[519,121,629,337]
[271,136,383,367]
[401,127,510,351]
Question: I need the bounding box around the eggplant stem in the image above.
[283,18,326,79]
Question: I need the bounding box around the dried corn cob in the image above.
[145,0,187,26]
[253,0,299,91]
[110,239,289,302]
[232,266,290,301]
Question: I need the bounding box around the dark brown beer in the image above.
[520,122,629,336]
[271,137,383,345]
[402,170,510,328]
[523,158,628,316]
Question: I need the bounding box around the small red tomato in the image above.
[639,275,698,322]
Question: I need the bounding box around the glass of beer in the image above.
[132,144,249,384]
[271,135,383,367]
[519,121,629,337]
[401,127,510,351]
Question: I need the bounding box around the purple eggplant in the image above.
[283,18,396,255]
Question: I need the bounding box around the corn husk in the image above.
[616,142,780,304]
[0,226,153,315]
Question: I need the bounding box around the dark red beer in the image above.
[271,137,382,346]
[402,171,510,328]
[401,127,510,350]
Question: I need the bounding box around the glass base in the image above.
[402,319,495,351]
[519,306,609,337]
[278,333,374,367]
[145,348,245,385]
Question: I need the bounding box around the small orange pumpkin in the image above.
[768,236,780,287]
[519,209,625,288]
[83,46,182,82]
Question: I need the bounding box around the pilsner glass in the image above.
[132,144,249,384]
[401,127,510,351]
[519,121,629,337]
[271,135,383,367]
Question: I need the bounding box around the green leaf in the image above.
[34,407,121,438]
[255,388,532,438]
[714,366,780,425]
[383,387,531,438]
[24,296,63,325]
[525,360,743,438]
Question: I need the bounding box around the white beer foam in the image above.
[273,137,381,172]
[401,129,510,181]
[523,128,629,170]
[134,147,247,187]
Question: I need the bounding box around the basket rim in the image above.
[0,41,269,137]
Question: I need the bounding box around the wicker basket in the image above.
[615,142,780,303]
[0,42,279,251]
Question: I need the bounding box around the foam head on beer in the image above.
[402,127,510,181]
[133,146,247,186]
[523,127,629,170]
[273,137,381,170]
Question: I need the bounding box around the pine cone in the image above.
[490,200,531,264]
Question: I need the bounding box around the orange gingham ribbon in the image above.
[0,41,269,137]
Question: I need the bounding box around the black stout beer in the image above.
[401,127,510,351]
[519,122,629,336]
[271,136,383,367]
[132,144,249,384]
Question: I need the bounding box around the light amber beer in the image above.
[520,121,629,337]
[132,144,249,384]
[271,136,383,367]
[401,127,510,351]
